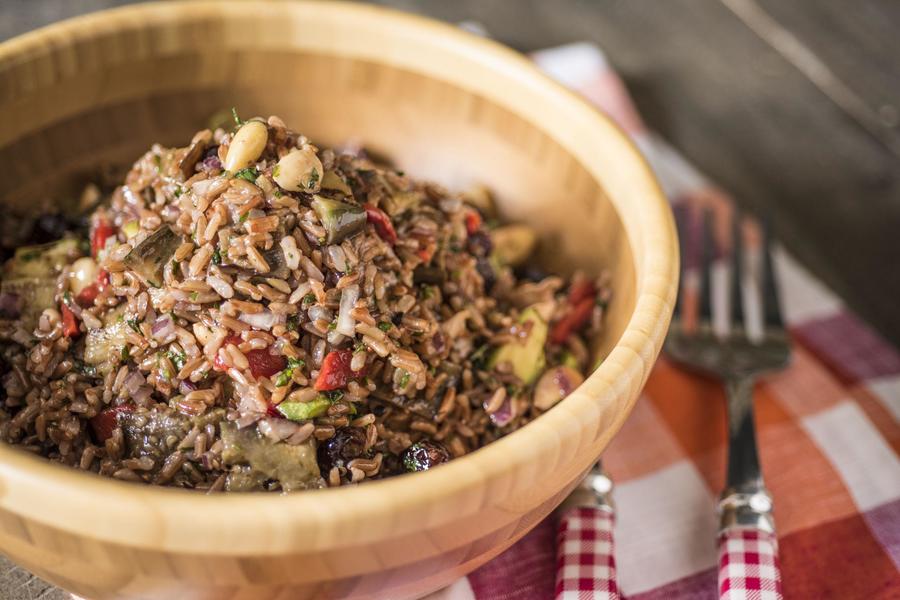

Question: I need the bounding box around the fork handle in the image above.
[718,375,782,598]
[718,528,783,599]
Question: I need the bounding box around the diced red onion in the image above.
[258,418,299,442]
[131,385,153,406]
[151,315,176,341]
[123,370,146,395]
[238,310,281,330]
[336,284,359,336]
[489,396,515,427]
[179,380,198,394]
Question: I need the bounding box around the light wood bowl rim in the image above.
[0,1,678,555]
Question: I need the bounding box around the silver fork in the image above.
[665,212,790,597]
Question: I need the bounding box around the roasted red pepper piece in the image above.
[214,335,287,378]
[91,220,116,259]
[60,303,79,337]
[567,279,596,305]
[315,349,366,391]
[89,404,133,443]
[464,210,482,235]
[364,204,398,245]
[75,283,99,308]
[550,297,595,345]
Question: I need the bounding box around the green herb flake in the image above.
[306,168,320,189]
[73,360,97,378]
[422,286,435,300]
[272,164,281,178]
[120,346,130,362]
[323,390,344,402]
[153,154,162,171]
[286,315,299,331]
[166,350,187,371]
[174,186,184,198]
[234,167,259,183]
[211,248,222,265]
[302,293,315,305]
[398,370,410,388]
[273,189,283,198]
[239,212,249,224]
[274,357,306,387]
[327,321,337,331]
[190,291,199,302]
[126,318,141,333]
[231,107,244,127]
[377,321,392,332]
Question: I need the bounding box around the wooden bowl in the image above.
[0,2,678,598]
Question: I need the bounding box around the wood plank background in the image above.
[1,1,898,598]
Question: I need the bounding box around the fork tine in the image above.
[730,211,744,333]
[761,220,784,330]
[698,210,713,324]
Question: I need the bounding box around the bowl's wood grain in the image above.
[0,2,678,598]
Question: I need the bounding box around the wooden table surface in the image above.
[1,1,898,598]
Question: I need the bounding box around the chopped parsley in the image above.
[73,360,97,378]
[286,315,299,331]
[231,107,244,127]
[306,168,320,189]
[173,185,184,198]
[422,286,435,300]
[377,321,392,332]
[275,357,306,387]
[211,248,222,265]
[272,164,281,178]
[120,346,130,362]
[398,370,411,388]
[322,390,344,402]
[302,293,315,305]
[233,167,259,182]
[327,321,337,331]
[273,189,283,198]
[353,341,366,353]
[469,343,490,368]
[238,212,249,224]
[126,318,141,333]
[153,154,162,171]
[190,291,199,302]
[166,350,187,371]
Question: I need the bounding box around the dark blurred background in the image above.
[4,0,900,346]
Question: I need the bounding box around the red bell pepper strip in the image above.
[91,220,116,259]
[549,297,595,345]
[364,204,397,245]
[314,349,366,391]
[464,210,482,235]
[60,303,79,337]
[89,405,134,443]
[214,335,287,378]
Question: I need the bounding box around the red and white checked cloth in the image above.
[718,530,783,600]
[429,39,900,600]
[555,507,619,600]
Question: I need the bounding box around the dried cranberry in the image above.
[317,427,367,474]
[466,230,492,257]
[401,440,451,472]
[475,256,495,291]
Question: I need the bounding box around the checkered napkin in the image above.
[429,42,900,600]
[555,507,619,600]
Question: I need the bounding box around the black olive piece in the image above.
[401,439,451,472]
[29,213,71,244]
[317,426,367,474]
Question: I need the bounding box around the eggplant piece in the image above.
[320,170,353,196]
[490,224,538,268]
[84,315,130,374]
[123,226,181,287]
[0,278,56,330]
[311,196,366,244]
[382,190,423,217]
[220,422,320,492]
[413,265,446,285]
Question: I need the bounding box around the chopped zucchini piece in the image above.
[490,224,537,268]
[382,191,423,216]
[488,305,548,385]
[5,238,80,279]
[320,170,352,196]
[84,307,130,374]
[310,196,366,244]
[123,226,181,287]
[276,395,332,421]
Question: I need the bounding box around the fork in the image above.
[665,211,790,600]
